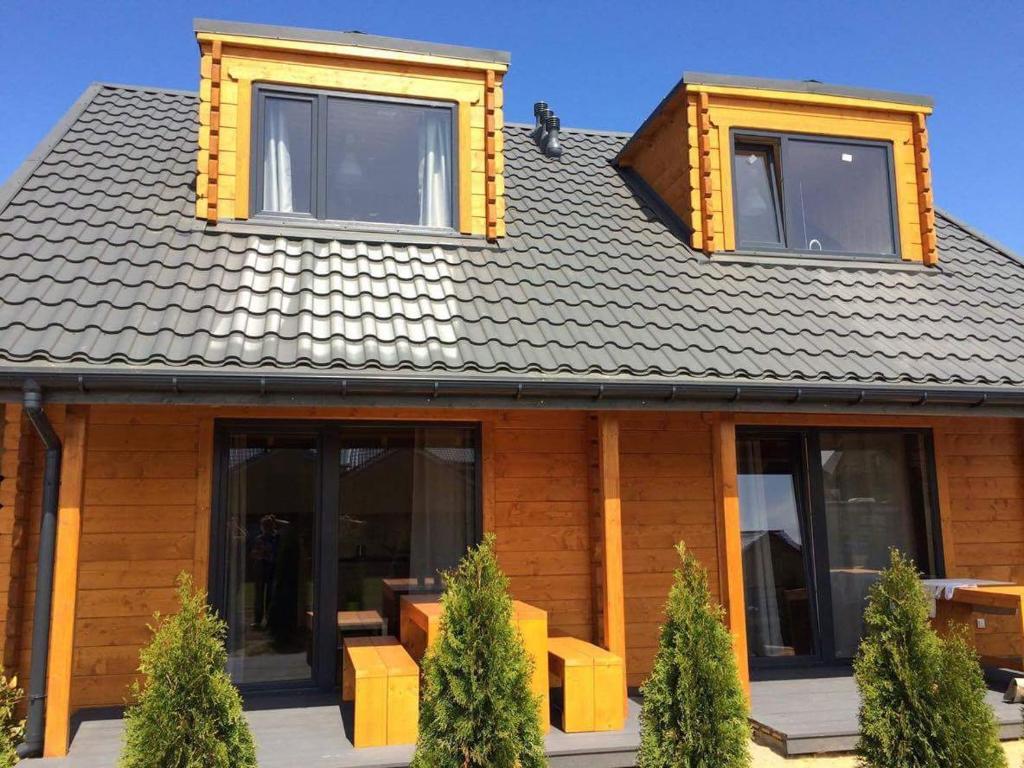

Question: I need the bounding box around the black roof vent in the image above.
[532,101,563,158]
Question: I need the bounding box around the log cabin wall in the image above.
[3,405,1022,715]
[618,413,718,687]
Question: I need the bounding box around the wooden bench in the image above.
[548,637,625,733]
[401,595,551,732]
[341,636,419,747]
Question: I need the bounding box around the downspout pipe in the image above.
[16,382,61,759]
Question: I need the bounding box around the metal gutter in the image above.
[0,368,1022,416]
[17,382,62,759]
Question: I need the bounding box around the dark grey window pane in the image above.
[324,98,453,227]
[262,97,313,214]
[786,140,895,256]
[734,144,783,247]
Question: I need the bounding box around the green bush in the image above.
[119,573,257,768]
[637,543,750,768]
[854,549,1006,768]
[0,670,23,768]
[411,534,547,768]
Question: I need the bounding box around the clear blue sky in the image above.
[2,0,1022,251]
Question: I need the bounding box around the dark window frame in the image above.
[738,425,944,673]
[730,129,902,261]
[209,418,483,694]
[251,84,460,234]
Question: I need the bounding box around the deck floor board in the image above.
[750,673,1023,755]
[27,694,641,768]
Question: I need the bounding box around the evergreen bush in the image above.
[119,573,257,768]
[411,533,547,768]
[637,542,750,768]
[0,670,23,768]
[854,549,1006,768]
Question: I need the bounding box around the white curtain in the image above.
[409,429,473,581]
[263,102,296,213]
[739,442,785,656]
[417,112,452,227]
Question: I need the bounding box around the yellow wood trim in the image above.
[711,414,749,697]
[206,40,223,223]
[234,79,252,220]
[912,113,937,266]
[481,419,495,534]
[192,417,215,592]
[197,32,509,74]
[696,91,715,253]
[43,405,89,757]
[687,83,932,115]
[458,100,473,234]
[484,70,498,241]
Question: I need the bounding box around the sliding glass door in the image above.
[738,434,816,662]
[818,431,935,658]
[221,430,320,685]
[212,421,480,690]
[738,428,940,667]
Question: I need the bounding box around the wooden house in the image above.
[1,17,1023,763]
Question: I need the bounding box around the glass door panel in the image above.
[819,431,934,658]
[223,432,318,685]
[738,435,816,661]
[336,425,478,644]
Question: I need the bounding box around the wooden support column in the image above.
[43,405,89,757]
[192,416,215,592]
[480,420,496,535]
[711,414,750,696]
[589,414,627,711]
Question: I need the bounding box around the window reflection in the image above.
[224,433,317,684]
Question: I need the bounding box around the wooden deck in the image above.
[26,693,641,768]
[750,670,1023,756]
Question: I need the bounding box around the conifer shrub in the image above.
[854,549,1006,768]
[637,543,750,768]
[411,533,546,768]
[0,670,23,768]
[119,573,257,768]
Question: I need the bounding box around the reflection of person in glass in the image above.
[251,514,280,629]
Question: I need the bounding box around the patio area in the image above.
[28,693,643,768]
[749,669,1023,756]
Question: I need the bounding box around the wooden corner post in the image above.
[589,414,627,713]
[43,405,89,757]
[711,414,750,697]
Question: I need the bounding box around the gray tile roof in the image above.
[1,83,1023,391]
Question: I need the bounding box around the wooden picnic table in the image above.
[400,594,550,732]
[931,584,1024,669]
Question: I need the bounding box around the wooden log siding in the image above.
[0,405,34,673]
[619,413,719,687]
[5,405,1022,718]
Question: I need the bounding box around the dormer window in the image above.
[732,132,898,259]
[253,85,456,230]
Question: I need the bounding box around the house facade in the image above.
[1,18,1023,762]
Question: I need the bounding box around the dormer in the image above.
[194,19,509,239]
[617,73,937,265]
